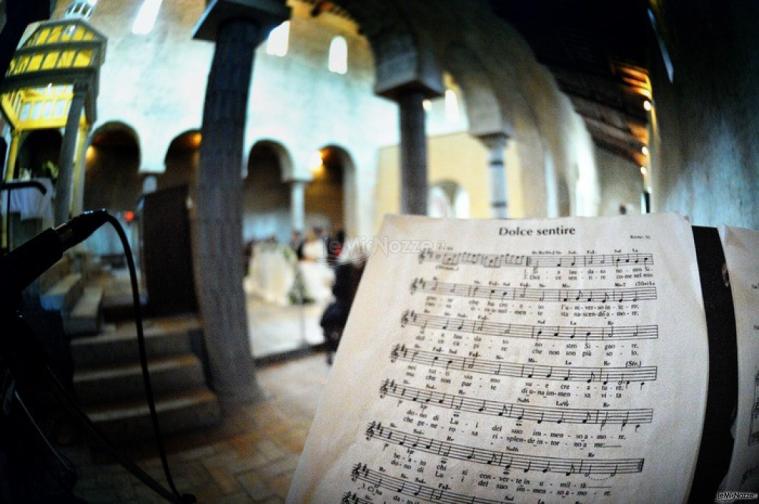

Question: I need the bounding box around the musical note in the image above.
[364,424,645,476]
[391,348,658,384]
[410,278,657,304]
[401,312,657,341]
[417,248,653,269]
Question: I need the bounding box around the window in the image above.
[328,36,348,74]
[132,0,162,35]
[444,89,459,122]
[266,21,290,57]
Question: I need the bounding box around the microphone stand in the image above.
[0,211,194,503]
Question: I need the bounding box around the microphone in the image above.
[0,209,109,310]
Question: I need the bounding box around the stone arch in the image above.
[243,140,292,244]
[160,129,201,190]
[443,43,511,138]
[329,0,444,97]
[84,121,141,211]
[306,144,358,237]
[245,138,294,182]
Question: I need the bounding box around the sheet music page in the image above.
[721,226,759,491]
[288,213,708,504]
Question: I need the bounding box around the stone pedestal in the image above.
[479,133,510,218]
[191,0,288,402]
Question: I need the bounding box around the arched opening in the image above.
[428,180,470,218]
[16,129,62,180]
[84,122,141,260]
[266,20,290,57]
[243,140,291,245]
[306,145,356,236]
[328,35,348,74]
[160,129,201,190]
[84,122,141,211]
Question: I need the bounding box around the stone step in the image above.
[74,354,205,405]
[70,315,201,368]
[40,272,83,313]
[83,387,220,442]
[102,291,150,323]
[64,286,104,337]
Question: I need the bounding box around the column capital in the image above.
[371,29,443,101]
[193,0,290,42]
[379,79,443,102]
[477,131,510,151]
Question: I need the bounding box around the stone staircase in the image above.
[39,254,103,337]
[38,256,221,442]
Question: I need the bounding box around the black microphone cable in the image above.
[102,212,191,503]
[2,210,195,503]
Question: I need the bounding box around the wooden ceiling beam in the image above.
[550,66,648,121]
[592,138,642,166]
[567,94,647,131]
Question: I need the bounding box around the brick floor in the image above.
[68,352,331,503]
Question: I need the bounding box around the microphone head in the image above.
[54,209,109,250]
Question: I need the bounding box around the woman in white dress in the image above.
[244,239,297,306]
[298,229,335,303]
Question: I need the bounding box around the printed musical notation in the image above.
[390,345,658,384]
[288,215,710,504]
[341,492,372,504]
[418,248,654,269]
[365,423,645,476]
[410,278,657,303]
[379,380,654,427]
[401,310,658,341]
[350,465,504,504]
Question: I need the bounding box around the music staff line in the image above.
[379,380,654,427]
[410,278,658,303]
[365,423,645,476]
[401,310,658,342]
[350,464,504,504]
[418,248,654,269]
[390,345,658,385]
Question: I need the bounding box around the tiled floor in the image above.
[247,297,327,359]
[69,353,332,503]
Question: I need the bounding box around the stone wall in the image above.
[49,0,606,237]
[649,1,759,229]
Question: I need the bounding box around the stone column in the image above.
[191,0,288,402]
[397,90,428,215]
[2,131,20,249]
[55,82,86,224]
[4,130,20,181]
[290,179,306,232]
[479,133,509,218]
[71,124,90,215]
